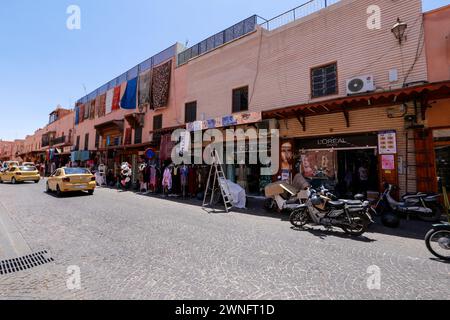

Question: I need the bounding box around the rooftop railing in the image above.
[258,0,341,31]
[177,15,258,66]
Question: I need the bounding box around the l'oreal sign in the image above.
[297,134,378,150]
[317,138,349,148]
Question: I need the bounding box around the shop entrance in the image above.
[336,149,379,198]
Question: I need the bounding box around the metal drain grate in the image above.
[0,250,54,275]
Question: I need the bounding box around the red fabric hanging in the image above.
[112,86,121,111]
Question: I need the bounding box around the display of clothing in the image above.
[105,88,114,114]
[112,85,121,111]
[162,167,172,190]
[120,77,138,110]
[150,60,172,109]
[138,69,152,112]
[180,166,188,187]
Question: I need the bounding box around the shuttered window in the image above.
[134,126,143,144]
[185,102,197,123]
[232,86,249,113]
[84,134,89,151]
[311,63,337,98]
[153,115,163,131]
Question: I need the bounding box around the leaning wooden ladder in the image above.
[202,149,234,213]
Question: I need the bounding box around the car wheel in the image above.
[35,180,40,184]
[0,178,3,184]
[56,185,62,197]
[11,177,17,185]
[46,182,51,193]
[88,190,94,195]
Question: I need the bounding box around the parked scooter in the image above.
[289,188,373,237]
[425,222,450,261]
[264,180,307,213]
[374,184,443,222]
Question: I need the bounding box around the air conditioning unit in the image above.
[346,75,375,95]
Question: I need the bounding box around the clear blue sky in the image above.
[0,0,448,141]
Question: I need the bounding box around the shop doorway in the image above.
[336,149,379,198]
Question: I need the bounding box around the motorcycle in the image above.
[289,188,373,237]
[425,223,450,261]
[373,184,443,222]
[264,180,308,213]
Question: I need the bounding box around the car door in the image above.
[5,167,16,182]
[48,169,59,190]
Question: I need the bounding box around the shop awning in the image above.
[94,120,125,132]
[124,113,145,128]
[262,80,450,125]
[149,124,185,135]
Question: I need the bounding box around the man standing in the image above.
[358,162,369,196]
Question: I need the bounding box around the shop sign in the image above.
[378,131,397,154]
[381,154,395,170]
[298,134,378,150]
[186,112,262,132]
[144,148,156,160]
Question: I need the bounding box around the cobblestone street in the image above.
[0,181,449,300]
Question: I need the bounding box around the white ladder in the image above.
[202,149,234,213]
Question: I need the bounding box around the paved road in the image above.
[0,180,448,300]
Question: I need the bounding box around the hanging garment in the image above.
[159,134,175,161]
[75,106,80,125]
[112,85,121,111]
[180,166,188,187]
[138,69,152,113]
[80,151,90,162]
[96,93,106,118]
[79,104,85,123]
[162,167,172,190]
[120,77,138,110]
[90,99,96,119]
[105,89,114,114]
[150,166,157,188]
[150,60,172,109]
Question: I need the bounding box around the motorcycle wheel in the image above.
[425,228,450,261]
[290,209,309,228]
[418,205,444,223]
[342,212,369,237]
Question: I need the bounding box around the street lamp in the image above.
[391,18,407,44]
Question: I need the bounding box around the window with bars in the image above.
[232,86,249,113]
[185,101,197,123]
[311,62,338,98]
[134,126,143,145]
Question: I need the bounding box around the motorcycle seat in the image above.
[341,199,362,206]
[329,201,345,208]
[284,203,306,211]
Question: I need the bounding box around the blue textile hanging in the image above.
[120,77,138,110]
[75,107,80,125]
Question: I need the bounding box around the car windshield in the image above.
[64,168,91,175]
[19,166,37,171]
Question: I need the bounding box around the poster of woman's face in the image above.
[281,142,293,171]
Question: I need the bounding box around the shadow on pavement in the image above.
[98,186,439,241]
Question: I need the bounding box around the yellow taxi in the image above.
[46,167,96,197]
[0,166,40,184]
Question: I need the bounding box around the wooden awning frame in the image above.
[94,120,125,132]
[263,80,450,131]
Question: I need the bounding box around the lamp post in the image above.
[391,18,408,44]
